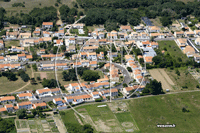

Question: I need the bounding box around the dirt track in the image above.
[149,69,173,90]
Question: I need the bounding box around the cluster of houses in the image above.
[175,38,200,63]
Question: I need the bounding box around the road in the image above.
[98,60,132,89]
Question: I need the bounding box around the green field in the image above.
[158,40,189,63]
[165,67,199,90]
[61,91,200,133]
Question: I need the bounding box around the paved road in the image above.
[98,60,132,89]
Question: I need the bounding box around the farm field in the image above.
[15,116,59,133]
[157,40,189,63]
[149,69,174,90]
[61,91,200,133]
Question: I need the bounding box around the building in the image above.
[17,101,32,110]
[42,22,53,29]
[17,93,34,100]
[4,104,14,112]
[101,88,118,97]
[120,25,132,32]
[0,40,4,50]
[53,98,63,105]
[32,102,47,109]
[18,32,31,39]
[0,96,15,103]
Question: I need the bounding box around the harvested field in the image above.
[159,69,175,85]
[149,69,173,90]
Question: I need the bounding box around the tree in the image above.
[127,67,132,72]
[53,46,58,54]
[144,79,164,95]
[0,117,16,133]
[82,70,100,81]
[32,64,37,71]
[123,83,128,87]
[16,109,27,119]
[61,45,66,52]
[31,109,37,116]
[55,3,59,7]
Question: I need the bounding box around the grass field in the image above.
[0,75,27,94]
[0,0,74,16]
[61,91,200,132]
[4,40,20,48]
[157,40,189,63]
[165,67,199,90]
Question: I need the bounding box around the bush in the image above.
[27,114,34,118]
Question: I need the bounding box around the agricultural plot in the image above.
[15,116,59,133]
[62,103,140,132]
[149,69,174,90]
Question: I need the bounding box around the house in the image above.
[33,30,40,36]
[174,31,184,38]
[120,25,132,32]
[0,107,7,113]
[137,32,149,40]
[69,38,75,44]
[36,88,52,97]
[90,61,97,67]
[17,53,26,61]
[10,46,24,53]
[150,41,159,49]
[53,98,63,105]
[17,101,32,110]
[81,60,89,67]
[0,96,15,103]
[17,93,34,100]
[195,23,200,29]
[0,56,4,62]
[194,30,200,35]
[92,92,100,99]
[6,31,18,39]
[98,32,104,39]
[101,88,118,97]
[107,52,118,58]
[107,31,118,40]
[123,87,135,95]
[42,22,53,29]
[68,45,76,53]
[144,56,153,64]
[195,38,200,45]
[89,82,110,90]
[54,29,65,38]
[147,26,160,33]
[73,62,82,68]
[194,54,200,63]
[21,39,35,47]
[99,39,107,45]
[72,23,85,29]
[87,52,97,60]
[4,104,14,112]
[54,39,63,46]
[97,75,109,83]
[83,46,98,52]
[42,37,52,42]
[143,47,157,57]
[65,94,92,105]
[42,31,51,37]
[129,32,138,39]
[183,45,195,57]
[0,40,4,50]
[118,32,129,40]
[184,31,195,37]
[18,32,31,39]
[176,38,187,49]
[150,33,165,39]
[135,75,143,83]
[68,83,80,92]
[32,102,47,109]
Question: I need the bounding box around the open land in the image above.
[61,91,200,133]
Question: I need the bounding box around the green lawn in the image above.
[158,40,189,63]
[61,91,200,133]
[165,67,199,90]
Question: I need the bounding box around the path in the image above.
[9,65,34,94]
[56,9,63,26]
[54,115,67,133]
